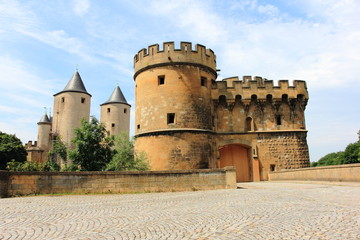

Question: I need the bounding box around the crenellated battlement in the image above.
[212,76,308,101]
[134,42,217,78]
[25,140,38,149]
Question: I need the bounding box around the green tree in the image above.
[48,135,67,170]
[68,117,114,171]
[316,152,344,166]
[341,141,360,164]
[0,131,27,170]
[105,133,149,171]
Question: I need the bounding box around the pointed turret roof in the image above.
[37,113,51,125]
[54,71,91,96]
[101,86,130,106]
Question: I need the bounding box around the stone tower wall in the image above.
[100,103,130,136]
[37,122,51,151]
[134,42,217,170]
[52,92,91,145]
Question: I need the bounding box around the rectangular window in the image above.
[107,108,111,113]
[124,108,127,114]
[270,164,276,172]
[111,123,115,127]
[276,115,282,125]
[158,75,165,85]
[61,97,65,103]
[201,77,207,87]
[81,98,85,103]
[137,124,140,129]
[167,113,175,124]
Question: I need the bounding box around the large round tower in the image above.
[134,42,217,170]
[52,71,91,146]
[100,86,131,136]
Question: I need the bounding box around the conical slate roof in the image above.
[54,71,91,96]
[37,113,51,124]
[101,86,130,106]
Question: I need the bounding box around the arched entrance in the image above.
[219,144,251,182]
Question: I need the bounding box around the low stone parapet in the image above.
[268,163,360,182]
[0,167,236,198]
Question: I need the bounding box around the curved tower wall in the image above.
[52,92,91,145]
[100,103,130,136]
[134,42,217,170]
[37,122,51,151]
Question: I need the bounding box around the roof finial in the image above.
[76,64,78,72]
[43,107,47,114]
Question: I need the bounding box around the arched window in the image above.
[282,94,288,102]
[251,94,257,103]
[297,94,304,100]
[235,95,242,102]
[246,117,252,131]
[219,95,227,106]
[266,94,273,103]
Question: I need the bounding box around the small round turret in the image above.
[37,113,51,155]
[100,86,131,136]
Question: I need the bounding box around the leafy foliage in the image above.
[48,135,68,169]
[6,158,60,172]
[105,133,149,171]
[0,131,27,170]
[68,117,114,171]
[311,132,360,167]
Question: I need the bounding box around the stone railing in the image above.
[0,167,236,198]
[268,163,360,182]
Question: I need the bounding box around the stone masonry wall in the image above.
[257,131,310,170]
[268,163,360,182]
[0,167,236,198]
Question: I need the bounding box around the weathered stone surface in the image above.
[134,42,310,181]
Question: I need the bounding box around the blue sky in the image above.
[0,0,359,162]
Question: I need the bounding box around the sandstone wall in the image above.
[268,163,360,182]
[0,167,236,198]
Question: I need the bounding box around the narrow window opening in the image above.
[253,147,258,157]
[61,97,65,103]
[81,97,85,103]
[158,75,165,85]
[270,164,276,172]
[124,108,127,114]
[276,115,282,125]
[201,77,207,87]
[137,124,140,130]
[167,113,175,124]
[107,108,111,113]
[246,117,252,131]
[111,123,115,128]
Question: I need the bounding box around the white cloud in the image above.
[72,0,90,16]
[0,57,54,95]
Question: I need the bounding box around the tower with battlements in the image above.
[134,42,310,181]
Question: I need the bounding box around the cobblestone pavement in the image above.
[0,181,359,240]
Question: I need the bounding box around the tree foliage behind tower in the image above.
[105,133,149,171]
[311,131,360,167]
[68,117,114,171]
[0,131,27,170]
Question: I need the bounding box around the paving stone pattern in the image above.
[0,181,359,239]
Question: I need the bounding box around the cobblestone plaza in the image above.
[0,181,359,239]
